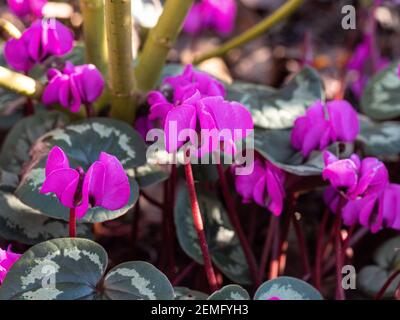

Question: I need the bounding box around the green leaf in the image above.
[227,66,324,130]
[0,238,174,300]
[254,277,323,300]
[208,285,250,300]
[15,118,145,223]
[361,61,400,120]
[358,236,400,298]
[103,261,174,300]
[0,238,108,300]
[174,287,208,300]
[358,115,400,158]
[0,191,92,245]
[0,111,70,175]
[174,186,251,285]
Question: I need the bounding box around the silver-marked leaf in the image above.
[0,111,70,175]
[0,191,92,245]
[102,261,174,300]
[208,285,250,300]
[227,66,324,130]
[361,61,400,120]
[358,115,400,158]
[15,117,145,223]
[174,287,208,300]
[358,237,400,298]
[0,238,108,300]
[174,186,251,285]
[254,277,323,300]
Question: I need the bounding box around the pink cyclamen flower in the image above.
[42,62,105,112]
[347,35,389,98]
[40,146,130,219]
[291,100,360,158]
[322,151,388,200]
[7,0,46,18]
[184,0,237,36]
[134,115,154,141]
[324,184,400,233]
[234,156,285,216]
[0,246,21,284]
[4,19,73,73]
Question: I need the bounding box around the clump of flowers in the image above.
[4,19,73,73]
[291,100,360,157]
[147,64,253,155]
[7,0,46,18]
[40,146,130,219]
[42,62,105,113]
[0,246,21,284]
[233,155,286,216]
[183,0,237,36]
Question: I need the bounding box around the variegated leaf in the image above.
[174,287,208,300]
[208,285,250,300]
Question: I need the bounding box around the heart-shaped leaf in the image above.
[0,238,174,300]
[15,118,145,223]
[174,287,208,300]
[0,111,70,175]
[102,261,174,300]
[358,115,400,158]
[227,66,324,130]
[358,237,400,298]
[0,191,92,244]
[208,285,250,300]
[254,277,323,300]
[361,61,400,121]
[174,186,251,285]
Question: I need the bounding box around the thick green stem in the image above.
[135,0,194,93]
[105,0,136,123]
[193,0,305,64]
[0,18,21,40]
[0,67,43,99]
[80,0,109,113]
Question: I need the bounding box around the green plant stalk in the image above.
[135,0,194,93]
[105,0,136,123]
[79,0,110,113]
[0,66,43,98]
[193,0,305,64]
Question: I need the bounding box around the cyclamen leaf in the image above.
[174,287,208,300]
[0,238,174,300]
[254,277,323,300]
[208,285,250,300]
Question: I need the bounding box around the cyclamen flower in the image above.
[42,62,105,112]
[291,100,359,158]
[40,146,130,219]
[4,19,73,73]
[324,184,400,233]
[148,65,252,155]
[347,35,389,98]
[0,246,21,284]
[135,115,154,141]
[234,156,285,216]
[184,0,237,36]
[322,151,388,200]
[7,0,46,18]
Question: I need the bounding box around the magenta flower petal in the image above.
[265,163,286,216]
[183,3,204,34]
[209,0,237,35]
[0,246,21,284]
[148,91,168,106]
[253,175,268,208]
[7,0,46,17]
[96,152,130,210]
[164,104,197,153]
[40,168,79,201]
[44,146,70,176]
[322,158,358,193]
[327,100,360,142]
[4,37,33,73]
[73,64,105,103]
[235,158,265,203]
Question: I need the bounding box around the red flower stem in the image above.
[292,213,311,276]
[314,208,330,290]
[334,197,345,300]
[166,164,177,277]
[84,103,94,118]
[69,208,76,238]
[258,215,278,283]
[375,270,400,300]
[216,163,259,286]
[172,261,197,286]
[131,200,141,258]
[25,98,34,116]
[269,219,281,280]
[247,205,258,246]
[184,163,218,292]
